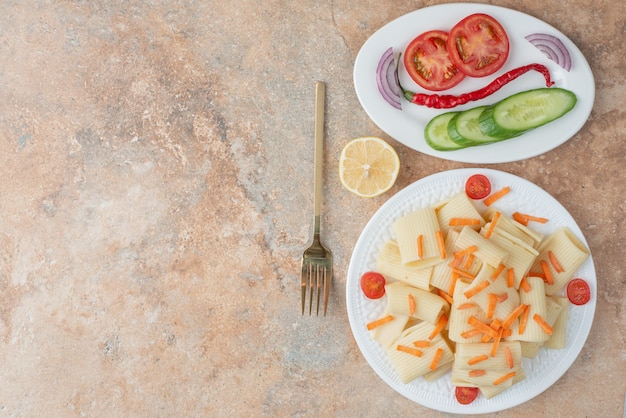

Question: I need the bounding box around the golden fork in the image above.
[301,81,333,316]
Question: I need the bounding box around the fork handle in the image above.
[313,81,325,235]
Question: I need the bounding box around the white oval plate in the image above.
[353,4,595,163]
[346,168,596,414]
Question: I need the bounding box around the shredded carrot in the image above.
[507,267,515,288]
[436,230,446,259]
[460,329,482,339]
[396,344,423,357]
[463,280,489,299]
[540,260,555,285]
[490,318,502,331]
[502,304,526,329]
[366,314,394,331]
[467,354,489,365]
[504,347,514,369]
[493,371,516,386]
[498,293,509,303]
[449,218,481,227]
[449,256,463,269]
[437,289,454,305]
[484,186,510,207]
[468,316,499,339]
[519,277,531,293]
[513,212,548,225]
[484,211,501,238]
[429,314,449,340]
[527,271,546,281]
[430,347,444,371]
[533,313,553,335]
[413,340,431,348]
[548,250,565,273]
[518,304,530,335]
[490,328,504,357]
[481,333,493,343]
[453,267,476,281]
[491,263,505,280]
[408,294,416,316]
[456,302,476,310]
[448,271,459,296]
[463,253,475,271]
[487,293,498,319]
[454,245,478,258]
[469,369,487,378]
[512,212,529,226]
[417,234,424,259]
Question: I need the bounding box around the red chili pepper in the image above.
[396,59,555,109]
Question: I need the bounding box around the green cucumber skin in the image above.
[478,88,577,138]
[424,112,466,151]
[449,106,504,146]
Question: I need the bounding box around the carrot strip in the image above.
[437,289,454,305]
[453,267,476,281]
[519,277,531,293]
[518,304,530,335]
[366,314,394,331]
[522,213,549,224]
[512,212,529,226]
[504,347,514,369]
[484,211,501,238]
[454,245,478,258]
[502,328,513,338]
[481,333,492,343]
[461,329,482,339]
[548,250,565,273]
[463,281,489,299]
[502,304,526,329]
[540,260,555,285]
[468,354,489,365]
[469,369,487,378]
[436,230,446,259]
[408,294,416,316]
[456,302,476,310]
[396,344,423,357]
[490,328,504,357]
[413,340,431,348]
[484,186,510,206]
[490,318,502,331]
[428,314,449,340]
[448,271,459,296]
[527,271,547,281]
[498,293,508,303]
[491,263,505,280]
[487,293,498,319]
[465,253,476,270]
[507,267,515,288]
[533,313,553,335]
[468,316,499,339]
[493,371,517,386]
[417,234,424,259]
[430,347,444,371]
[449,218,481,226]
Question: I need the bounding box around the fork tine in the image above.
[316,264,322,316]
[323,266,330,316]
[308,263,315,315]
[301,260,309,315]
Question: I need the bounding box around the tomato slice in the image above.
[455,386,479,404]
[447,13,510,77]
[360,272,386,299]
[465,174,492,200]
[567,278,591,305]
[404,30,466,91]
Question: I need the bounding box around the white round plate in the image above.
[346,168,596,414]
[353,4,595,163]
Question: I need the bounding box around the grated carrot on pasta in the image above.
[449,218,481,226]
[463,253,475,271]
[417,234,424,259]
[436,230,446,259]
[468,316,499,339]
[408,294,416,316]
[413,340,430,348]
[533,313,553,335]
[366,314,394,331]
[487,293,498,319]
[484,211,501,238]
[464,281,489,299]
[527,271,547,281]
[468,354,489,365]
[513,212,548,226]
[437,289,454,305]
[430,347,444,371]
[518,304,530,335]
[493,371,516,386]
[548,250,565,273]
[448,272,459,296]
[469,369,487,377]
[491,263,506,280]
[490,318,502,331]
[396,345,423,357]
[429,314,449,340]
[454,245,478,258]
[456,302,476,310]
[507,267,515,288]
[519,277,531,293]
[461,329,482,339]
[512,212,529,226]
[505,346,514,369]
[490,328,504,357]
[502,304,526,329]
[540,260,555,285]
[484,186,510,207]
[453,267,476,281]
[498,293,509,303]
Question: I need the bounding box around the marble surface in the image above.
[0,0,624,416]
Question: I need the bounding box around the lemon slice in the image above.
[339,136,400,198]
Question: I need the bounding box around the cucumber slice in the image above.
[479,88,577,138]
[448,106,503,146]
[424,111,465,151]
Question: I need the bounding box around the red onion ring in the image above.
[525,33,572,72]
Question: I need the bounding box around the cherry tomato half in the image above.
[455,386,479,404]
[360,271,386,299]
[567,278,591,305]
[465,174,492,200]
[447,13,510,78]
[404,30,466,91]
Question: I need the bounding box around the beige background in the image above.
[0,0,624,416]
